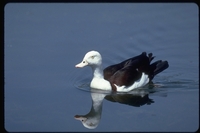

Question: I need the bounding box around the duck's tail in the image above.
[148,54,169,80]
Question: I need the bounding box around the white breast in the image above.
[90,78,112,90]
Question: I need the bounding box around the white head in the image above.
[75,51,102,68]
[74,115,99,129]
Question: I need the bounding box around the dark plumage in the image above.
[103,52,169,89]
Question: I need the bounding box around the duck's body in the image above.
[75,51,169,92]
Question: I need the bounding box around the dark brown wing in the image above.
[108,66,142,86]
[103,52,150,86]
[103,52,169,87]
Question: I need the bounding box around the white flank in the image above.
[114,72,149,92]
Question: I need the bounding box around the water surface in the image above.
[4,3,198,132]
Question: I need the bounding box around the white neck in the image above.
[92,65,104,79]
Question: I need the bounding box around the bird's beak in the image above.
[74,115,81,120]
[74,115,86,121]
[75,61,88,68]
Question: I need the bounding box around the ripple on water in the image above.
[74,74,172,96]
[74,73,198,97]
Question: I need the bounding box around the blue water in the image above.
[4,3,198,132]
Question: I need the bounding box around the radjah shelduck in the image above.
[75,50,169,92]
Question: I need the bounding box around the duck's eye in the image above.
[91,56,95,59]
[83,61,85,63]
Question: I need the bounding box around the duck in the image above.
[75,50,169,92]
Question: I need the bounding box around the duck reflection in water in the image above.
[74,87,156,129]
[74,90,105,129]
